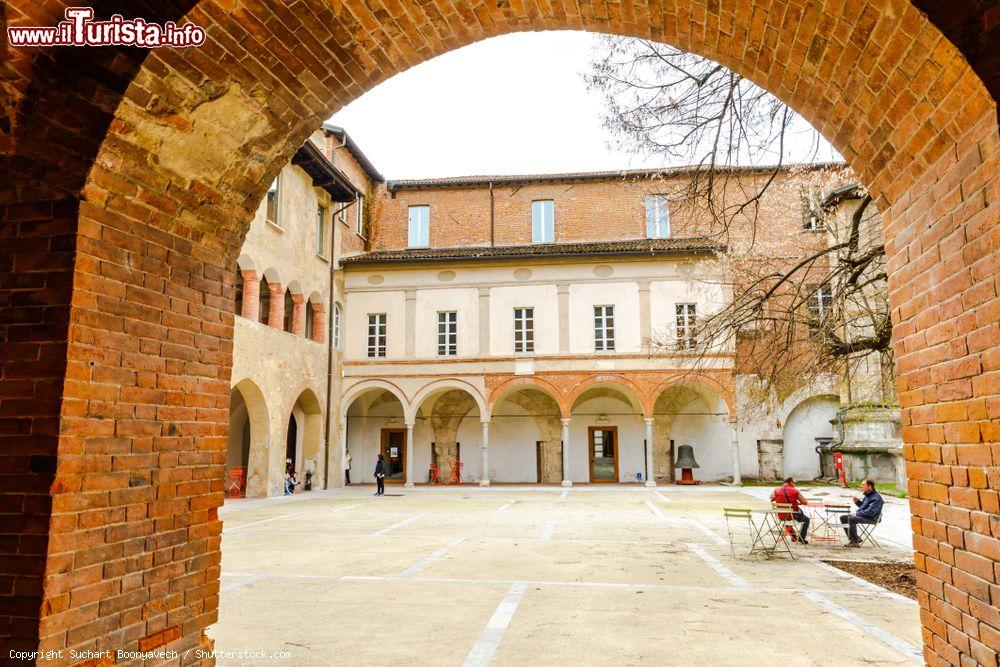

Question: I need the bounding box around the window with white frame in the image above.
[437,311,457,356]
[513,307,534,353]
[366,313,386,358]
[676,303,697,351]
[531,200,554,243]
[594,305,615,352]
[266,176,280,227]
[356,193,365,236]
[645,195,670,238]
[807,284,833,322]
[333,303,342,349]
[408,205,430,247]
[316,204,329,257]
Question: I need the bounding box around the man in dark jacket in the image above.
[374,454,385,496]
[840,479,884,547]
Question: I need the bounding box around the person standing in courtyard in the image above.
[344,449,352,486]
[770,477,810,544]
[374,453,385,496]
[841,479,884,547]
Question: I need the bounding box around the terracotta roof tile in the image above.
[340,237,723,265]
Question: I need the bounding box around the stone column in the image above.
[404,422,414,488]
[561,417,572,487]
[311,303,326,343]
[241,269,260,321]
[478,287,490,356]
[638,280,651,354]
[290,293,306,335]
[480,420,490,486]
[405,289,416,357]
[730,417,742,486]
[557,284,570,353]
[644,417,656,487]
[267,281,284,329]
[337,416,347,488]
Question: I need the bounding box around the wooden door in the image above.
[380,429,407,484]
[588,426,619,483]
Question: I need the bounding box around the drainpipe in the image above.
[322,200,352,490]
[489,180,495,247]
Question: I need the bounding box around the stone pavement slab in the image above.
[210,485,920,666]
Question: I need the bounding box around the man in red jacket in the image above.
[770,477,810,545]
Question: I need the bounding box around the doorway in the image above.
[380,428,407,484]
[589,426,619,483]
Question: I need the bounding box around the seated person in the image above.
[840,478,883,547]
[770,477,810,545]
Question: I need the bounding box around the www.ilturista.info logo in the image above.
[7,7,205,48]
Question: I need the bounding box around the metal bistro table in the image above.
[749,508,796,559]
[802,500,851,543]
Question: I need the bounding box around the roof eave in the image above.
[292,141,359,202]
[321,123,385,183]
[340,246,723,267]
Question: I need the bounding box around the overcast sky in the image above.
[329,31,838,181]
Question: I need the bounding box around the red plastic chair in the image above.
[447,460,463,484]
[428,465,441,484]
[225,467,246,498]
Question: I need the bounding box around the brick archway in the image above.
[1,1,996,662]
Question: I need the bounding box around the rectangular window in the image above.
[367,313,386,358]
[514,307,534,353]
[437,311,457,356]
[594,305,615,352]
[645,195,670,238]
[676,303,697,351]
[807,284,833,322]
[531,200,554,243]
[333,304,342,349]
[408,205,430,247]
[356,193,365,236]
[316,205,328,257]
[266,176,280,227]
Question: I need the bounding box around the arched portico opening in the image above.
[568,382,647,484]
[489,386,565,483]
[781,395,840,482]
[230,379,270,498]
[1,0,995,660]
[343,385,408,486]
[283,388,324,491]
[652,382,734,484]
[411,382,486,485]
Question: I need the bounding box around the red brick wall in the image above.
[0,199,77,653]
[373,170,836,252]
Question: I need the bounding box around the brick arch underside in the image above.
[0,0,996,663]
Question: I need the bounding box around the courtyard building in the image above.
[230,139,903,495]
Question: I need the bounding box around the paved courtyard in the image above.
[210,485,920,666]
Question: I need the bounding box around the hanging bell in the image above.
[674,444,700,469]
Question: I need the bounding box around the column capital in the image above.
[644,417,655,425]
[290,293,305,304]
[481,418,491,426]
[560,417,572,426]
[240,268,259,281]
